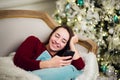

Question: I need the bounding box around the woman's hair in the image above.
[45,25,74,56]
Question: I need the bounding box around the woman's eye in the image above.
[62,40,67,44]
[55,34,60,38]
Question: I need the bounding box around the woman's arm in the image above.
[13,36,45,71]
[70,34,80,59]
[40,55,72,68]
[70,35,85,70]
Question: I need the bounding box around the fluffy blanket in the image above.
[0,52,41,80]
[0,52,99,80]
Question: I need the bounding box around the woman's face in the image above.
[48,28,70,52]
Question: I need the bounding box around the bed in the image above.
[0,10,99,80]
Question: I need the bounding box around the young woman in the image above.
[13,25,85,80]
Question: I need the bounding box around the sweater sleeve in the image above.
[72,57,85,70]
[13,36,45,71]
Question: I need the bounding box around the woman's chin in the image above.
[50,48,60,52]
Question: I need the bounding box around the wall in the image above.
[0,0,57,16]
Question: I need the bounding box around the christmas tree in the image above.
[53,0,120,79]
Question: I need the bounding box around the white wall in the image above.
[0,0,57,16]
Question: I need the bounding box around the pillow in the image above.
[76,52,99,80]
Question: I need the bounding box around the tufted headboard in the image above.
[0,10,98,56]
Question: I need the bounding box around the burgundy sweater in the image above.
[13,36,85,71]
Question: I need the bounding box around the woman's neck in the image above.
[46,44,56,57]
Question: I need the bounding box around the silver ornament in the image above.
[105,65,115,77]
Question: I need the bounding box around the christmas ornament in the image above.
[76,0,84,6]
[105,64,115,77]
[108,28,114,34]
[101,64,107,73]
[113,15,119,23]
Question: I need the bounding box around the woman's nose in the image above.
[56,38,61,44]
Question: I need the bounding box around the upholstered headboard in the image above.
[0,10,98,56]
[0,10,58,56]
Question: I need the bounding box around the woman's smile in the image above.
[52,40,60,48]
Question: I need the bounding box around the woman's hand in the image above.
[70,34,78,45]
[70,34,81,60]
[49,56,72,67]
[40,55,72,68]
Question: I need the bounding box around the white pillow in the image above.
[76,52,99,80]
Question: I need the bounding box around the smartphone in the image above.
[62,50,75,60]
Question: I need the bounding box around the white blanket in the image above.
[0,52,99,80]
[0,52,41,80]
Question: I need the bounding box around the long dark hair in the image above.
[45,25,74,56]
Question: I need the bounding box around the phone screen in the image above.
[62,50,75,57]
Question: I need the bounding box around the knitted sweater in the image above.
[13,36,85,71]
